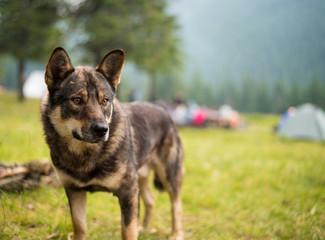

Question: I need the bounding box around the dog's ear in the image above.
[96,49,125,91]
[45,47,74,90]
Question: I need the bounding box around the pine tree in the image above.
[73,0,181,101]
[288,79,303,107]
[306,77,325,109]
[217,79,238,107]
[256,81,271,113]
[186,71,212,105]
[273,79,288,113]
[0,0,63,101]
[238,76,257,112]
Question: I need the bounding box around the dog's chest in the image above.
[55,165,126,193]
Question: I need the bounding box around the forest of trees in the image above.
[139,73,325,113]
[117,72,325,114]
[184,76,325,114]
[0,0,181,101]
[0,0,324,114]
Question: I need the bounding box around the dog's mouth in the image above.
[72,128,109,143]
[72,131,83,141]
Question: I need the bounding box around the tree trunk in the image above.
[149,73,157,102]
[18,58,26,102]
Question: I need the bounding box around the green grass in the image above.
[1,92,325,239]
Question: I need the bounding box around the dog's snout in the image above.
[92,123,108,137]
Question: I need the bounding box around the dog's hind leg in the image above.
[170,194,183,240]
[154,136,184,239]
[65,187,87,240]
[138,164,156,228]
[154,165,184,239]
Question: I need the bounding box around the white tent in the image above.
[278,103,325,141]
[23,71,47,99]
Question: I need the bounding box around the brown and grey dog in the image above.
[41,47,184,240]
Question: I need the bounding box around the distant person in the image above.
[193,108,207,126]
[173,92,184,105]
[276,106,296,131]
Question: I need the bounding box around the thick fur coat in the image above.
[41,47,184,240]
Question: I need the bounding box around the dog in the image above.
[41,47,184,240]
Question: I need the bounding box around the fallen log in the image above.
[0,160,59,192]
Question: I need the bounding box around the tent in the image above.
[23,71,47,99]
[277,103,325,141]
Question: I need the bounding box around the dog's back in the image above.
[124,101,184,193]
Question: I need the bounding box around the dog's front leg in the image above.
[65,187,87,240]
[117,187,139,240]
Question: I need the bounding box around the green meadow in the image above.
[0,93,324,239]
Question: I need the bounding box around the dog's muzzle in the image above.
[72,122,109,143]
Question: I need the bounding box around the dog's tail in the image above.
[153,173,165,192]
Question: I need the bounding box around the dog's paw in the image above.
[171,231,184,240]
[138,225,158,233]
[138,225,143,232]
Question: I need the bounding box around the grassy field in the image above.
[0,92,324,239]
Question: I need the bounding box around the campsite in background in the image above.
[167,99,242,129]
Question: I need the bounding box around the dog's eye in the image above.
[72,97,83,105]
[101,98,109,106]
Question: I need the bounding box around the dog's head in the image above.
[44,47,124,143]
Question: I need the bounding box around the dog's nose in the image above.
[92,123,108,137]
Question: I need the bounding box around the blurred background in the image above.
[1,0,324,114]
[1,1,325,239]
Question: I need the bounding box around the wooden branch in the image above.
[0,160,58,192]
[0,166,29,179]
